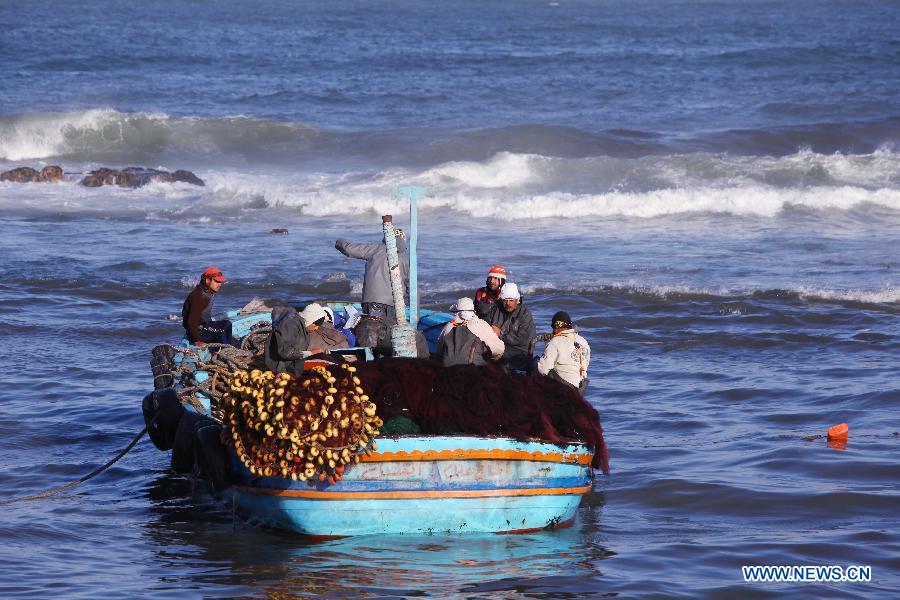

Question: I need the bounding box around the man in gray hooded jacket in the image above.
[335,229,409,323]
[263,303,327,376]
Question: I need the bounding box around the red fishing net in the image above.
[355,358,610,474]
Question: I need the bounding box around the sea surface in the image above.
[1,0,898,597]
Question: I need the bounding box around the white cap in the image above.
[451,297,475,312]
[500,282,520,300]
[299,302,327,325]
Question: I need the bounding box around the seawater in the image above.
[1,0,898,597]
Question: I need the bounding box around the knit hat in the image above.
[551,311,573,329]
[299,302,327,326]
[500,282,520,300]
[451,297,475,312]
[487,264,506,282]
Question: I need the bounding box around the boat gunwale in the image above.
[231,484,593,500]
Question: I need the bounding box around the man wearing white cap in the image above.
[488,282,536,372]
[436,297,505,367]
[263,302,328,376]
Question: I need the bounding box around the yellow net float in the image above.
[219,363,381,483]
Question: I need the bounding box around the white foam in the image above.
[796,286,900,304]
[429,152,541,188]
[5,147,900,222]
[0,109,167,161]
[513,280,900,305]
[198,148,900,220]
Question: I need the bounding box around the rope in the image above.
[0,414,157,506]
[159,338,267,422]
[2,322,272,505]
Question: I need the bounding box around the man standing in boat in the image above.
[181,266,233,346]
[436,297,505,366]
[335,229,409,323]
[473,264,506,320]
[488,282,536,373]
[536,311,591,394]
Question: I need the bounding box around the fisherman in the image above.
[335,228,409,323]
[181,266,233,346]
[436,297,505,367]
[488,282,536,373]
[263,303,328,376]
[308,306,352,351]
[536,311,590,394]
[473,264,506,320]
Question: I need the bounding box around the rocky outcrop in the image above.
[0,165,203,188]
[80,167,204,188]
[0,165,63,183]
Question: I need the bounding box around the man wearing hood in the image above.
[436,297,505,367]
[308,306,352,351]
[488,282,536,372]
[263,303,328,376]
[335,229,409,323]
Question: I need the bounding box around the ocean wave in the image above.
[416,279,900,308]
[202,166,900,220]
[3,109,900,166]
[3,115,900,222]
[0,109,321,162]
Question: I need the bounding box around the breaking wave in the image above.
[198,149,900,220]
[2,109,900,222]
[3,108,900,165]
[0,109,321,163]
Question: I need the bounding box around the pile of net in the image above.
[354,358,610,474]
[219,363,382,483]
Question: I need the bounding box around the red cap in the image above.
[202,266,227,283]
[487,264,507,280]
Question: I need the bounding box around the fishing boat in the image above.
[142,189,605,536]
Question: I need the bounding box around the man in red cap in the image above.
[181,266,233,346]
[474,264,506,320]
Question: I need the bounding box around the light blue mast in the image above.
[394,185,428,327]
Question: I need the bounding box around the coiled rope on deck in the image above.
[158,323,272,421]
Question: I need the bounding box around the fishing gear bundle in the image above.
[219,363,382,483]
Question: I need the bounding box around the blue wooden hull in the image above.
[228,436,594,536]
[166,306,597,536]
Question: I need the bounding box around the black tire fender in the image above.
[142,388,184,451]
[195,425,231,493]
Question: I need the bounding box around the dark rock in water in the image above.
[170,169,205,186]
[268,228,289,234]
[2,165,203,188]
[0,165,63,183]
[81,167,205,188]
[40,165,63,181]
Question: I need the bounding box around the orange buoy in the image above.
[827,423,849,441]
